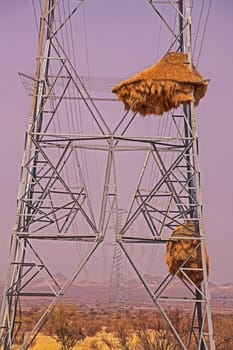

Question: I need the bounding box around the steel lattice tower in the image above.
[0,1,215,349]
[108,209,126,311]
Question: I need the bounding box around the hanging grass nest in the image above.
[112,52,208,116]
[165,220,209,286]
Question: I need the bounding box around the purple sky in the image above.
[0,1,233,285]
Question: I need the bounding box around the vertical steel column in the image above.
[0,2,49,348]
[184,1,215,348]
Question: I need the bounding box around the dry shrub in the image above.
[45,303,85,350]
[166,220,209,286]
[213,314,233,350]
[112,52,208,116]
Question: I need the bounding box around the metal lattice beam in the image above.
[0,1,215,349]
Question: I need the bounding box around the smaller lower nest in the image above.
[165,220,209,286]
[112,52,208,116]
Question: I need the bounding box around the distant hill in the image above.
[0,274,232,310]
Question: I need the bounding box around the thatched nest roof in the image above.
[166,220,209,286]
[112,52,208,116]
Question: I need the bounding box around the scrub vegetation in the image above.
[9,304,233,350]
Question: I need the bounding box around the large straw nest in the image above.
[112,52,208,116]
[165,220,209,286]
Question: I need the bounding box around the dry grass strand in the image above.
[112,52,208,116]
[166,220,209,286]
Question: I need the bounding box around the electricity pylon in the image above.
[0,0,215,349]
[108,209,126,311]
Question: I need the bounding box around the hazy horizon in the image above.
[0,1,233,286]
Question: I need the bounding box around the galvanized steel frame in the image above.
[0,0,215,349]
